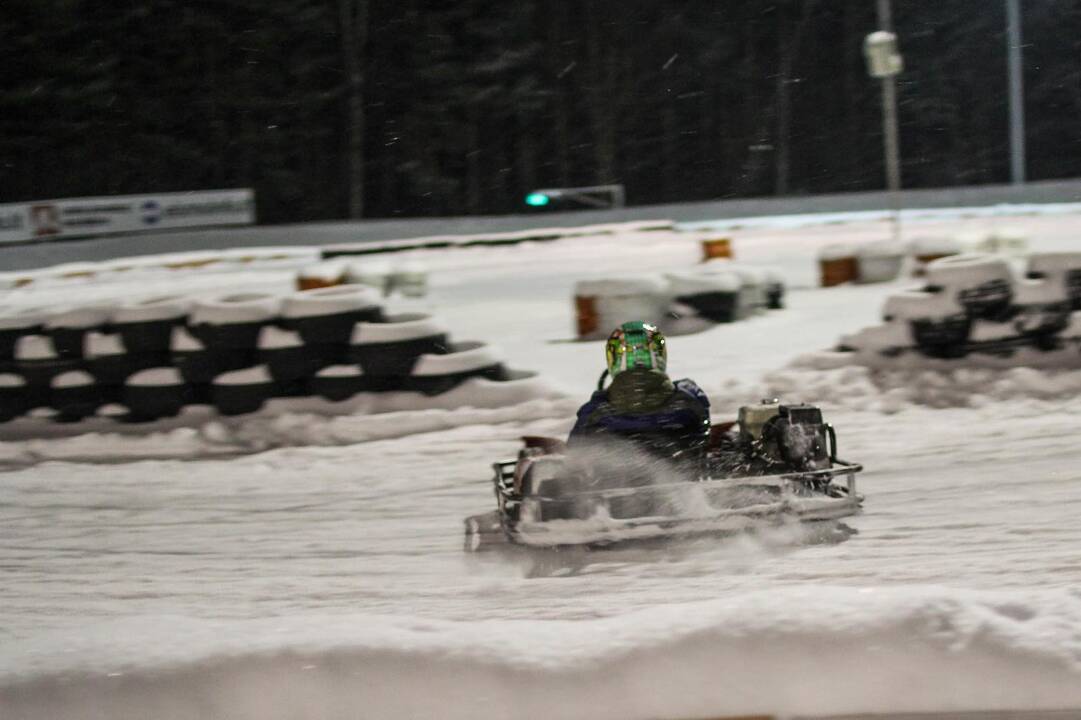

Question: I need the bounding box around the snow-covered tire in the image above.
[406,341,505,396]
[347,313,448,376]
[0,373,29,422]
[170,326,252,385]
[188,293,281,350]
[0,308,46,361]
[112,295,192,354]
[49,370,113,422]
[82,331,165,385]
[837,322,912,355]
[280,285,383,345]
[256,326,341,382]
[910,316,972,359]
[211,365,274,416]
[44,304,115,360]
[175,349,255,386]
[1026,253,1081,310]
[925,254,1014,320]
[122,367,190,420]
[308,364,371,401]
[13,335,80,388]
[881,289,963,322]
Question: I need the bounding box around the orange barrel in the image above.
[818,244,858,287]
[574,295,599,339]
[297,275,343,291]
[296,262,346,291]
[701,237,733,261]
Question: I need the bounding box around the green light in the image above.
[525,192,550,207]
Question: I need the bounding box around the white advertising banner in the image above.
[0,189,255,245]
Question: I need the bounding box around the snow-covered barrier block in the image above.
[856,240,907,284]
[665,271,741,323]
[573,276,670,340]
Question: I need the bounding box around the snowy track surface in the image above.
[3,210,1081,719]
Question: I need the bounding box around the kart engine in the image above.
[739,401,835,471]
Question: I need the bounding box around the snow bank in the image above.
[0,390,572,467]
[765,359,1081,412]
[2,587,1080,720]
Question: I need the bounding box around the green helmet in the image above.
[605,321,667,377]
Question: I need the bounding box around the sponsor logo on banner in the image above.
[30,204,61,237]
[60,202,132,228]
[162,196,253,218]
[141,200,163,224]
[0,189,253,244]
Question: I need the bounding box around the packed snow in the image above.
[3,208,1081,719]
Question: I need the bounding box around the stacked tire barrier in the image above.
[0,286,521,424]
[838,252,1081,363]
[574,261,785,340]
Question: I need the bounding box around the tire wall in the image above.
[0,289,515,424]
[839,253,1081,362]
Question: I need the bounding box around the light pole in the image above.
[1006,0,1026,185]
[864,0,904,243]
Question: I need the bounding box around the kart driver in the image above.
[567,320,711,459]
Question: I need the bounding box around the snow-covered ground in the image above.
[3,208,1081,719]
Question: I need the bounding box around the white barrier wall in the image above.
[0,189,255,245]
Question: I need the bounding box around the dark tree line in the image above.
[2,1,1079,224]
